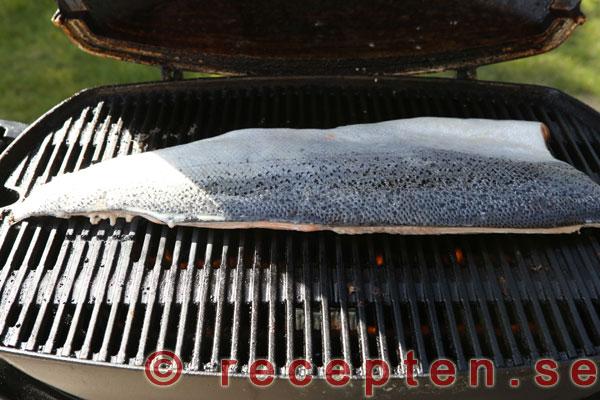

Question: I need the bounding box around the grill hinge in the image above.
[456,67,478,80]
[57,0,88,14]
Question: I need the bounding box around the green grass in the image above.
[480,0,600,107]
[1,0,599,122]
[0,1,159,123]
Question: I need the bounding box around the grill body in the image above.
[0,76,600,399]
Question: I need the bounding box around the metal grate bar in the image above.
[335,237,353,371]
[228,231,245,370]
[284,235,295,371]
[366,238,390,368]
[134,226,169,364]
[189,229,213,370]
[246,232,261,370]
[414,240,445,362]
[297,237,311,370]
[351,237,371,374]
[208,232,230,370]
[382,238,407,373]
[395,237,427,372]
[318,235,332,370]
[428,239,467,370]
[156,228,184,353]
[266,234,278,368]
[174,229,199,358]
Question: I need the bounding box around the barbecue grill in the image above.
[1,1,599,399]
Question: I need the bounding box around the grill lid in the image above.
[54,0,585,76]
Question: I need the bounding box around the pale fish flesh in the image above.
[6,117,600,234]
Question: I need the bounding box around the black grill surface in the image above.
[0,77,600,384]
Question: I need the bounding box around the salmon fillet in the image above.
[6,117,600,234]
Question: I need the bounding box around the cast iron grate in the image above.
[0,78,600,378]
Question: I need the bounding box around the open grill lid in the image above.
[55,0,585,76]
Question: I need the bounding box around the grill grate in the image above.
[1,78,600,378]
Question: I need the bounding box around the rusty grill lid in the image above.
[55,0,585,76]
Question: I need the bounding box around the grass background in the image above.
[1,0,599,122]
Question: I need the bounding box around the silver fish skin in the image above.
[7,117,600,234]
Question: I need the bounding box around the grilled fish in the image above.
[6,117,600,234]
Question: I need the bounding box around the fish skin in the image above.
[6,117,600,234]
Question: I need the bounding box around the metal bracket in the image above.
[550,0,581,11]
[456,68,478,80]
[58,0,88,13]
[161,66,184,81]
[549,0,586,24]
